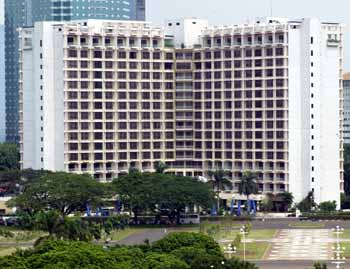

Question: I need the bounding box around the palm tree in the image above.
[207,169,233,212]
[238,171,259,210]
[277,192,294,212]
[154,162,169,174]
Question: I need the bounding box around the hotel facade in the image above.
[19,18,344,206]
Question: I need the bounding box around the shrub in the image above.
[152,232,222,257]
[144,253,190,269]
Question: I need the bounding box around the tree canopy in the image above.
[8,172,109,217]
[0,143,19,171]
[297,191,317,212]
[113,172,214,223]
[238,171,259,199]
[0,233,258,269]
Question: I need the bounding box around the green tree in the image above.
[0,234,257,269]
[8,172,108,217]
[277,192,294,212]
[0,143,19,170]
[314,262,327,269]
[152,232,222,257]
[113,172,214,224]
[297,191,317,212]
[0,169,50,196]
[154,162,169,174]
[341,193,350,209]
[144,253,190,269]
[113,171,155,223]
[319,201,337,213]
[155,175,214,224]
[207,169,233,211]
[35,210,63,235]
[238,171,259,207]
[260,194,274,213]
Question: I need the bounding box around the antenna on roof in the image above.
[270,0,273,17]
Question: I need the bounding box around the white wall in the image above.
[319,25,342,208]
[288,18,342,207]
[21,28,37,168]
[288,23,305,203]
[164,18,208,48]
[41,23,64,171]
[21,22,64,171]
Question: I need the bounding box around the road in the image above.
[117,228,168,245]
[256,260,350,269]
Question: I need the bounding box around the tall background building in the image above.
[19,17,343,207]
[4,0,146,143]
[0,0,4,142]
[344,73,350,144]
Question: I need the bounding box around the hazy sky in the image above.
[146,0,350,70]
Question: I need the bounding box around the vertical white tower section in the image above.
[288,18,343,207]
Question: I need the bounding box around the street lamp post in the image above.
[223,243,236,259]
[332,225,346,269]
[240,225,248,261]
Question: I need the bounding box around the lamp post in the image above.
[223,243,236,259]
[240,225,248,261]
[332,225,346,269]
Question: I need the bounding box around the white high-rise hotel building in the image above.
[19,17,344,206]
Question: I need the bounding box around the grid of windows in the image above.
[63,23,289,193]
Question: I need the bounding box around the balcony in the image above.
[176,105,193,110]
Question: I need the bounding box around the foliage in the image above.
[207,169,233,192]
[232,234,242,248]
[35,210,63,235]
[259,194,274,212]
[0,169,51,196]
[144,253,190,269]
[152,232,223,257]
[0,229,14,238]
[113,172,214,224]
[276,192,294,211]
[238,171,259,200]
[297,191,317,212]
[0,143,19,170]
[318,201,337,213]
[314,262,327,269]
[207,169,233,212]
[8,172,109,217]
[112,171,158,223]
[341,193,350,209]
[0,233,257,269]
[154,162,169,174]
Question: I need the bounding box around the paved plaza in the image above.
[266,229,332,260]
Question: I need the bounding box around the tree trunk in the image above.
[133,209,139,224]
[217,191,220,215]
[247,195,249,214]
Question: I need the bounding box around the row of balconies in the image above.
[66,161,288,172]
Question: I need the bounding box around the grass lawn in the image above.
[336,229,350,239]
[288,222,325,228]
[248,230,277,240]
[338,242,350,259]
[0,247,18,257]
[221,242,270,260]
[108,228,146,241]
[215,229,277,241]
[0,229,47,243]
